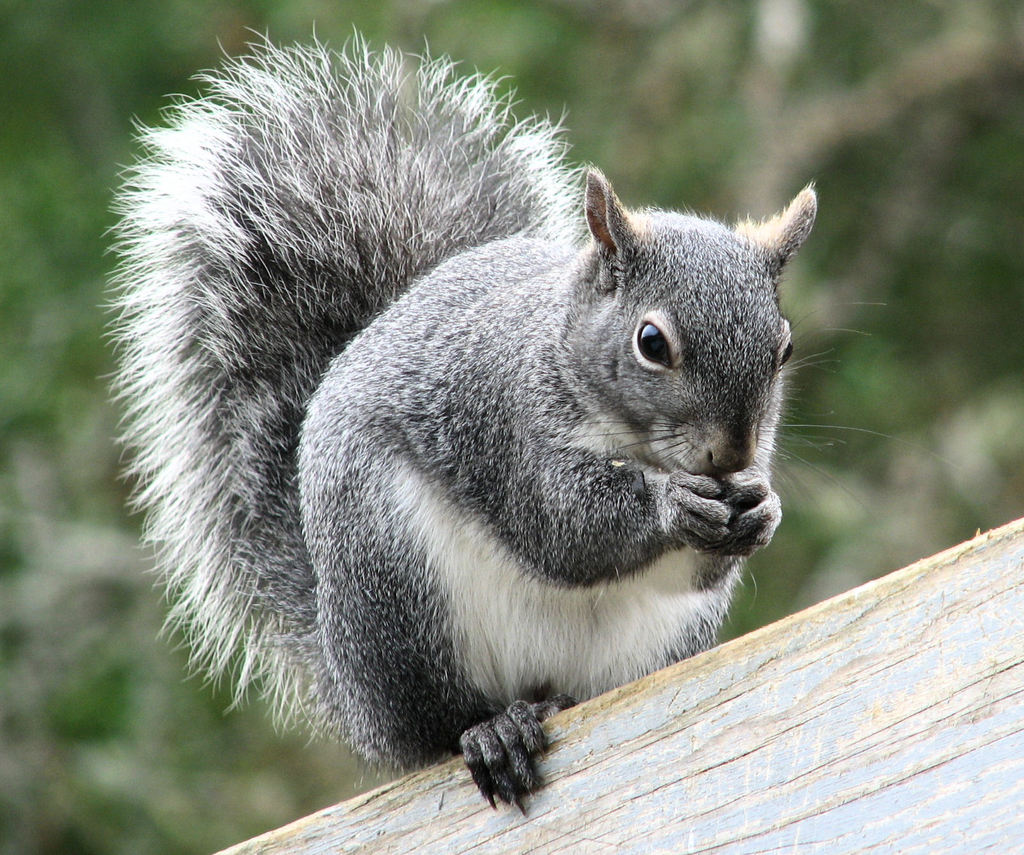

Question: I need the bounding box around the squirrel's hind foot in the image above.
[459,695,576,811]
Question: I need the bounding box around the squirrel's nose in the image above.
[704,438,755,475]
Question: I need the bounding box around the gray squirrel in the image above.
[111,38,815,809]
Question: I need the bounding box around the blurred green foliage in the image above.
[1,0,1022,852]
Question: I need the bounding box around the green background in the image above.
[2,1,1022,852]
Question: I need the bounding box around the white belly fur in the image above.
[392,465,719,704]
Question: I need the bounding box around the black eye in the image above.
[637,322,671,367]
[780,339,794,366]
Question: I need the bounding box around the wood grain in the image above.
[220,517,1024,854]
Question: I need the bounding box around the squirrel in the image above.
[111,38,815,809]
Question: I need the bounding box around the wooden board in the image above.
[220,517,1024,854]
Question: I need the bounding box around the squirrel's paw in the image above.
[459,695,575,811]
[717,476,782,556]
[664,471,733,552]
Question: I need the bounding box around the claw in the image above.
[458,696,577,809]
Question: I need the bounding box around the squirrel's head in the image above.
[570,169,816,477]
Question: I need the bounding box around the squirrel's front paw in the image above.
[459,695,575,811]
[664,471,733,552]
[665,471,781,556]
[716,475,782,556]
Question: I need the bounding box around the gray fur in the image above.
[111,38,814,794]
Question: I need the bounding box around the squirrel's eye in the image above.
[637,322,671,367]
[780,339,794,366]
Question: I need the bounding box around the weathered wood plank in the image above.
[221,517,1024,854]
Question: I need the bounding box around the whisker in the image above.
[784,422,956,470]
[774,449,869,511]
[787,350,840,373]
[819,327,872,337]
[785,423,891,437]
[781,433,845,451]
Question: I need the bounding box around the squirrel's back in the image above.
[110,39,579,721]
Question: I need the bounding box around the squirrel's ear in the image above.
[585,169,638,257]
[736,185,817,272]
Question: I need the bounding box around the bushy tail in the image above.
[110,38,578,725]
